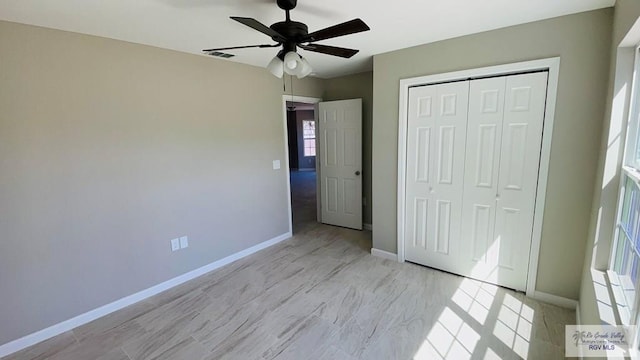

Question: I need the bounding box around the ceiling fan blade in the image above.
[302,19,370,43]
[230,16,286,42]
[299,44,359,58]
[202,44,280,52]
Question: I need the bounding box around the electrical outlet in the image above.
[179,236,189,249]
[170,238,180,252]
[272,160,281,170]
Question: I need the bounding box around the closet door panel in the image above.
[405,81,469,272]
[432,81,469,271]
[406,85,437,257]
[461,76,506,282]
[494,72,548,291]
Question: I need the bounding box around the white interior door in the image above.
[404,81,469,273]
[318,99,362,230]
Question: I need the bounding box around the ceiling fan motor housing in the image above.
[270,21,308,44]
[276,0,297,11]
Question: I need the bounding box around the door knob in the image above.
[355,171,361,176]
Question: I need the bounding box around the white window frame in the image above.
[302,119,316,157]
[608,45,640,350]
[628,48,640,171]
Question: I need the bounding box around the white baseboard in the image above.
[371,248,397,261]
[0,231,292,358]
[531,290,578,309]
[363,223,372,231]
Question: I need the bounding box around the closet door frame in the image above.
[396,57,560,297]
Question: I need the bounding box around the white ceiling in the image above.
[0,0,615,78]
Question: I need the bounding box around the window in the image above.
[610,47,640,341]
[611,173,640,324]
[302,120,316,156]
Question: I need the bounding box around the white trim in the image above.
[0,232,292,358]
[281,95,322,233]
[397,72,409,264]
[531,291,579,309]
[371,248,398,261]
[623,47,640,170]
[526,58,560,298]
[606,48,637,271]
[315,103,322,223]
[396,57,561,297]
[363,223,372,231]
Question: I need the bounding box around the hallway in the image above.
[290,170,319,232]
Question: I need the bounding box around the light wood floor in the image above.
[4,171,575,359]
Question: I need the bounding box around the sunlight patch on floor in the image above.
[452,278,498,326]
[492,293,534,359]
[414,307,480,360]
[414,279,536,359]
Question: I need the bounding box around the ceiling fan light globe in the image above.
[286,61,297,70]
[284,51,301,74]
[296,57,313,78]
[267,56,284,78]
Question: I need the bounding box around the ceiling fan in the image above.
[202,0,370,78]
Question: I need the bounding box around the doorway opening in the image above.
[282,96,321,234]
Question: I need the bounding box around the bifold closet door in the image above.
[404,72,548,291]
[460,72,548,291]
[404,81,469,274]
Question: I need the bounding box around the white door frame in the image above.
[281,95,322,234]
[396,57,560,296]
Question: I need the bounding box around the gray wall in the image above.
[372,9,613,300]
[323,72,373,225]
[0,20,324,345]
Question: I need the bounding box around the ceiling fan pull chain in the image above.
[290,75,295,102]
